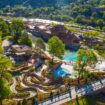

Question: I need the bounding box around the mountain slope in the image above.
[0,0,73,8]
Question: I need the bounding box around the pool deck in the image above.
[61,63,74,74]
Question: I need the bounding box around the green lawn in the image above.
[62,94,105,105]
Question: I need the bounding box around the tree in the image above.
[75,15,84,24]
[35,38,45,51]
[18,31,32,47]
[0,36,12,105]
[48,36,65,63]
[84,30,100,39]
[22,99,27,105]
[0,34,4,54]
[11,18,25,43]
[84,31,100,46]
[0,20,9,37]
[92,12,97,19]
[0,55,12,80]
[0,78,11,105]
[103,34,105,42]
[100,0,105,5]
[0,58,12,105]
[102,26,105,31]
[76,49,97,84]
[96,19,104,29]
[77,49,97,67]
[35,38,46,56]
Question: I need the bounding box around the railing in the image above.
[37,78,105,105]
[39,91,70,105]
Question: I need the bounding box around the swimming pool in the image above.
[63,50,78,61]
[53,50,88,78]
[53,50,78,78]
[53,66,76,78]
[53,66,67,78]
[63,50,88,61]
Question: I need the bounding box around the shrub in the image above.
[4,36,13,41]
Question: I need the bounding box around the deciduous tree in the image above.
[48,36,65,63]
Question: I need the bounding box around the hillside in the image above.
[0,0,55,7]
[0,0,105,30]
[0,0,74,8]
[0,0,104,8]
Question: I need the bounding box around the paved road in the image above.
[37,78,105,105]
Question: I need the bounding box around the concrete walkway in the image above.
[38,78,105,105]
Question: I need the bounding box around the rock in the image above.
[26,22,80,50]
[50,25,80,50]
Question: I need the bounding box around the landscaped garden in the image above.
[0,18,105,105]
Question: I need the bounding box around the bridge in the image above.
[37,78,105,105]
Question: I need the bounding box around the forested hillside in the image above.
[1,0,105,30]
[0,0,101,7]
[0,0,105,8]
[0,0,71,8]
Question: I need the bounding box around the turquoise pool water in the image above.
[53,66,67,78]
[32,35,78,78]
[54,50,78,78]
[63,50,78,61]
[53,50,88,78]
[63,50,87,61]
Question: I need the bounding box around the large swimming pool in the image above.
[54,50,89,78]
[53,50,78,78]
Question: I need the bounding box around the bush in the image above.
[4,36,13,41]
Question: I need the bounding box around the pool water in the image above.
[53,50,79,78]
[63,50,88,61]
[63,50,78,61]
[53,66,76,78]
[53,66,67,78]
[54,50,88,78]
[32,35,78,78]
[32,35,89,79]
